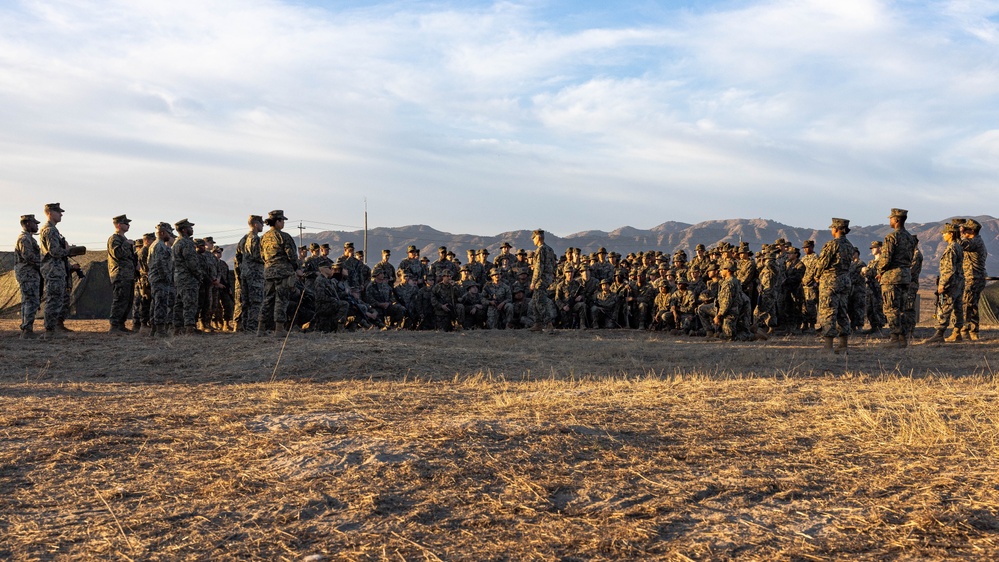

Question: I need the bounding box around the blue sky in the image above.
[1,0,997,249]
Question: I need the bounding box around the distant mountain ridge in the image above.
[219,216,999,276]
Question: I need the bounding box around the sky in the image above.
[1,0,997,250]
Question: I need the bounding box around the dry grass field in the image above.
[2,318,998,561]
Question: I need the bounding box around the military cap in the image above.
[299,245,307,252]
[420,256,430,263]
[407,245,418,252]
[113,214,131,224]
[467,248,476,254]
[870,240,882,249]
[480,248,489,255]
[355,250,364,258]
[143,232,155,239]
[333,257,345,268]
[213,247,223,254]
[446,251,456,258]
[676,272,689,285]
[194,238,206,246]
[942,223,960,236]
[738,242,750,253]
[267,210,288,221]
[719,260,736,271]
[889,208,908,219]
[440,270,453,277]
[134,239,144,247]
[951,218,965,225]
[803,240,815,248]
[45,203,65,213]
[829,218,850,230]
[371,269,384,279]
[705,263,719,272]
[516,249,528,256]
[321,243,330,250]
[490,269,502,277]
[532,229,545,237]
[657,263,669,270]
[382,249,391,255]
[20,214,39,223]
[344,242,354,249]
[459,265,470,273]
[695,243,706,251]
[308,243,319,251]
[248,214,263,223]
[403,272,414,280]
[962,219,981,232]
[600,279,610,285]
[674,249,687,258]
[175,218,195,230]
[516,267,529,276]
[597,247,607,255]
[500,241,512,249]
[156,221,174,232]
[774,238,787,245]
[203,236,214,244]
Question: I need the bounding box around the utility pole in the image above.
[297,221,307,248]
[363,198,368,265]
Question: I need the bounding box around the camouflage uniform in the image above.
[864,263,886,330]
[904,241,923,336]
[483,277,514,329]
[107,226,137,331]
[936,236,965,332]
[365,277,405,328]
[147,236,174,331]
[756,254,779,330]
[393,280,421,328]
[800,248,819,328]
[530,234,558,328]
[960,227,988,338]
[431,279,465,330]
[874,211,916,338]
[259,220,300,329]
[309,273,348,332]
[715,274,752,340]
[669,285,698,333]
[554,276,586,329]
[235,228,265,332]
[848,257,867,331]
[808,232,855,338]
[15,222,42,333]
[133,240,152,329]
[172,229,206,329]
[783,255,805,333]
[198,246,219,330]
[39,218,72,331]
[591,283,620,328]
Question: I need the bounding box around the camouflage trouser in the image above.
[881,283,907,336]
[260,275,297,326]
[848,285,867,330]
[133,278,150,326]
[41,263,70,331]
[488,302,514,329]
[591,304,618,328]
[697,303,717,334]
[310,298,348,332]
[866,283,886,328]
[238,273,265,332]
[963,278,986,335]
[150,281,174,328]
[803,285,818,325]
[936,285,964,331]
[17,270,41,331]
[109,278,135,329]
[509,301,532,328]
[903,282,919,335]
[819,276,851,338]
[173,277,200,328]
[635,302,652,328]
[784,289,804,331]
[435,305,465,331]
[756,289,778,328]
[530,284,556,326]
[198,283,216,328]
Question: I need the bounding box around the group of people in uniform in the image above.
[12,205,989,352]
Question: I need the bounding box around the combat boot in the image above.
[184,326,201,336]
[898,334,908,348]
[835,336,848,354]
[224,321,234,332]
[56,320,74,332]
[822,336,835,354]
[19,327,36,340]
[944,329,962,343]
[530,322,543,332]
[40,328,64,340]
[881,334,899,348]
[923,329,945,344]
[968,331,979,342]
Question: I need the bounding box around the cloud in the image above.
[0,0,998,247]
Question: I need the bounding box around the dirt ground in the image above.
[2,319,998,561]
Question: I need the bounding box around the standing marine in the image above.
[258,210,302,336]
[924,223,964,344]
[805,218,855,354]
[874,208,916,348]
[529,229,558,333]
[107,214,137,334]
[15,214,42,339]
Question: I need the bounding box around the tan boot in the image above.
[19,328,36,340]
[944,329,962,343]
[923,329,945,344]
[835,336,848,354]
[968,331,979,341]
[881,334,899,348]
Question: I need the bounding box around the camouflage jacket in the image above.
[365,280,395,307]
[483,281,512,308]
[716,276,743,317]
[260,229,299,280]
[147,240,173,285]
[807,237,855,285]
[15,231,41,277]
[960,235,988,281]
[939,241,965,291]
[107,233,136,282]
[532,243,557,290]
[554,279,583,307]
[235,231,264,279]
[431,282,461,311]
[669,288,697,315]
[393,282,419,309]
[39,221,69,265]
[875,227,915,285]
[172,236,205,283]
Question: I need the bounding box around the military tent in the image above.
[0,251,113,320]
[978,281,999,327]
